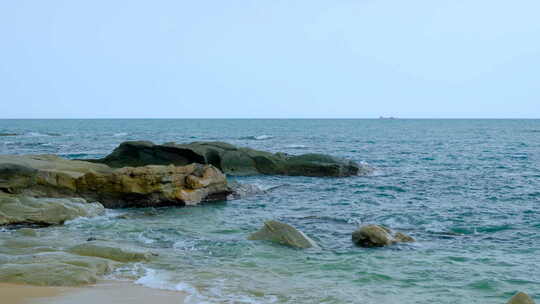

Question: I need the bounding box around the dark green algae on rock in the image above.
[89,141,369,177]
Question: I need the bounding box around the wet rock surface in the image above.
[0,194,105,226]
[352,224,415,247]
[68,242,154,262]
[248,220,318,249]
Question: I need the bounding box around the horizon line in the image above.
[0,117,539,120]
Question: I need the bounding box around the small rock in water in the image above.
[248,220,318,249]
[352,224,415,247]
[507,292,535,304]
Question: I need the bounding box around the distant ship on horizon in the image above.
[379,116,397,120]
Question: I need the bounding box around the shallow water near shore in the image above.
[1,119,539,303]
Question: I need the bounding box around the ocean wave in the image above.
[113,132,128,137]
[135,268,207,304]
[64,209,122,226]
[0,132,18,136]
[240,135,274,140]
[284,144,308,149]
[24,132,62,137]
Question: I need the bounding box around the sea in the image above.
[0,119,539,304]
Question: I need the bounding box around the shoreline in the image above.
[0,281,187,304]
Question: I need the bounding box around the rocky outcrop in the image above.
[352,224,415,247]
[248,220,318,249]
[508,292,536,304]
[0,194,105,226]
[90,141,368,177]
[0,154,230,210]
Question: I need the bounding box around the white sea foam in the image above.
[241,135,274,140]
[25,132,61,137]
[137,232,155,244]
[113,132,128,137]
[135,268,209,304]
[63,208,121,226]
[284,144,307,149]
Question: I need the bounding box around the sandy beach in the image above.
[0,281,186,304]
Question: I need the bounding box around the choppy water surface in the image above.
[1,119,539,303]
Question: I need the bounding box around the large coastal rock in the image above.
[0,194,105,226]
[91,141,366,177]
[508,292,536,304]
[352,224,415,247]
[0,155,230,210]
[248,220,318,249]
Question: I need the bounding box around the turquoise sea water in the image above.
[1,119,539,303]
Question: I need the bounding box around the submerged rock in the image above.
[352,225,415,247]
[508,292,536,304]
[248,220,318,249]
[90,141,364,177]
[0,154,230,209]
[0,194,105,226]
[14,228,39,237]
[68,242,153,262]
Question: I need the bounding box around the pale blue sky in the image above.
[1,0,539,118]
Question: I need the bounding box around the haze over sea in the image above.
[1,119,539,304]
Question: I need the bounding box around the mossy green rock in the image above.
[248,220,318,249]
[508,292,536,304]
[0,252,117,286]
[0,263,99,286]
[92,141,365,177]
[68,242,153,262]
[0,194,105,226]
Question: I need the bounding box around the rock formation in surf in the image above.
[0,154,231,221]
[90,141,369,177]
[352,224,415,247]
[248,220,318,249]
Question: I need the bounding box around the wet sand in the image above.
[0,281,186,304]
[0,283,71,304]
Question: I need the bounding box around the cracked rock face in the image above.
[0,154,231,211]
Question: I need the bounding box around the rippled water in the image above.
[1,119,539,303]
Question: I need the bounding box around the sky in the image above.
[0,0,539,119]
